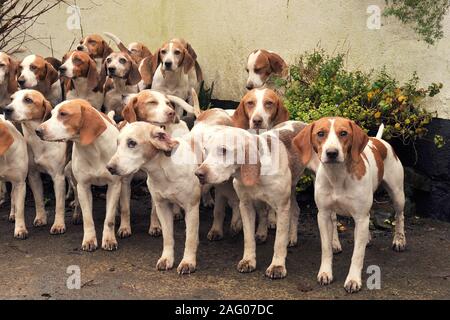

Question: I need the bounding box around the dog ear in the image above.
[350,121,369,163]
[150,129,179,153]
[0,122,14,156]
[151,48,162,76]
[185,42,198,61]
[122,96,138,123]
[293,122,314,166]
[44,62,59,91]
[267,52,286,75]
[139,56,153,88]
[140,46,152,59]
[181,49,194,74]
[42,98,53,122]
[79,103,107,146]
[102,41,113,61]
[87,58,99,90]
[272,97,289,127]
[240,137,260,187]
[126,60,142,86]
[232,99,250,129]
[7,57,18,94]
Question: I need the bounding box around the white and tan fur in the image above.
[246,50,287,90]
[293,117,406,293]
[4,90,69,234]
[37,99,131,251]
[0,116,28,239]
[60,51,104,110]
[18,55,62,107]
[196,121,307,279]
[107,122,201,275]
[77,34,114,73]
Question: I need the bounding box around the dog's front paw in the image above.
[207,228,223,241]
[177,260,196,275]
[156,257,174,271]
[230,219,243,236]
[237,259,256,273]
[14,226,28,240]
[101,236,118,251]
[117,227,132,239]
[149,226,162,237]
[33,216,47,227]
[71,212,82,225]
[344,278,362,293]
[8,214,15,223]
[317,271,333,285]
[50,223,66,235]
[392,233,406,252]
[82,236,98,252]
[255,233,267,244]
[265,265,287,280]
[332,240,343,254]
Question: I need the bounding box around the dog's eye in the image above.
[106,58,112,64]
[59,111,68,117]
[317,131,325,138]
[174,50,181,56]
[127,139,137,149]
[73,57,82,65]
[340,131,348,137]
[220,147,227,155]
[88,40,96,45]
[265,101,274,107]
[161,50,167,55]
[24,97,33,104]
[246,101,255,108]
[119,58,127,64]
[254,68,261,73]
[30,65,37,71]
[0,63,5,68]
[245,68,249,73]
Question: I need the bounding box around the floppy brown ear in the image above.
[240,138,260,187]
[44,62,59,89]
[150,130,179,153]
[151,48,162,75]
[232,100,249,129]
[140,46,152,59]
[293,123,314,166]
[87,58,99,90]
[102,41,113,61]
[0,122,14,156]
[267,52,286,75]
[350,121,369,163]
[42,98,53,122]
[139,57,153,87]
[126,60,141,86]
[272,98,289,127]
[181,49,194,74]
[7,57,18,94]
[122,96,138,123]
[79,103,107,145]
[185,42,198,61]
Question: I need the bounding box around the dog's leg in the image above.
[13,182,28,239]
[317,210,334,286]
[8,183,15,222]
[229,196,242,236]
[237,199,257,273]
[177,203,200,275]
[27,168,47,227]
[173,204,183,221]
[288,190,300,247]
[331,212,342,254]
[383,182,406,252]
[50,174,66,235]
[117,176,132,238]
[268,209,277,230]
[201,184,214,208]
[344,214,370,293]
[0,181,7,207]
[255,202,268,244]
[149,199,162,237]
[155,200,175,271]
[77,183,97,251]
[101,181,121,251]
[207,192,226,241]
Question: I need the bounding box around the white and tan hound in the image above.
[246,50,287,90]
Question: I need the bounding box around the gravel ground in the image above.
[0,186,449,300]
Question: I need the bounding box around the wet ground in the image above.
[0,186,449,300]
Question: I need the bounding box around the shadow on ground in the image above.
[0,186,449,300]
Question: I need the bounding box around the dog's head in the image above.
[0,52,18,95]
[152,39,195,74]
[59,51,99,90]
[4,89,52,123]
[246,49,286,90]
[104,52,141,86]
[18,55,59,91]
[77,34,113,62]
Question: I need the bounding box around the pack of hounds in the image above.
[0,33,406,293]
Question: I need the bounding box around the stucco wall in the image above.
[20,0,450,119]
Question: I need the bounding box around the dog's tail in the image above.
[376,123,385,140]
[104,32,130,55]
[167,89,202,117]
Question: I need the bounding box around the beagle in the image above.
[246,50,287,90]
[4,90,69,234]
[18,55,62,107]
[151,39,203,116]
[0,52,18,108]
[0,115,29,239]
[293,117,406,293]
[77,34,114,73]
[107,122,201,275]
[195,121,308,279]
[36,99,131,251]
[60,51,104,110]
[103,52,141,115]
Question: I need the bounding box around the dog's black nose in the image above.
[107,165,117,175]
[3,106,13,119]
[59,66,67,74]
[246,83,254,90]
[17,78,26,86]
[108,67,116,75]
[35,128,44,139]
[195,170,206,184]
[326,149,339,160]
[77,45,84,51]
[164,61,173,69]
[252,117,263,128]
